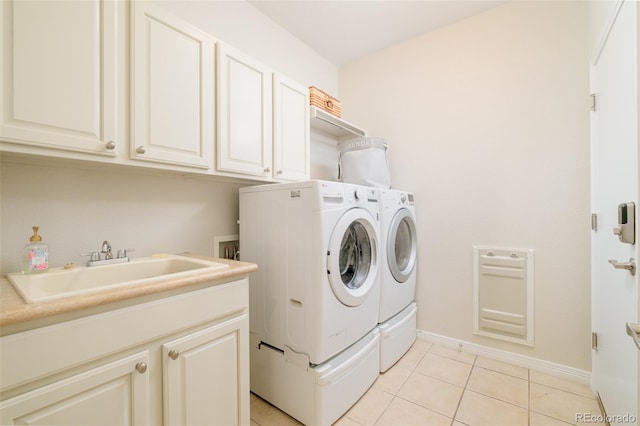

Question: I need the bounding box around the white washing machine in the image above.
[378,189,418,371]
[240,180,381,424]
[240,180,381,364]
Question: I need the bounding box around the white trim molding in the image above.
[591,0,624,66]
[417,330,591,386]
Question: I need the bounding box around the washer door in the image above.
[387,209,417,283]
[327,208,378,307]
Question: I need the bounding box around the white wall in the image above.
[0,160,241,273]
[0,1,338,275]
[339,1,591,370]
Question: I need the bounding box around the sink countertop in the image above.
[0,253,257,328]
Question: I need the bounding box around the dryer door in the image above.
[327,208,378,307]
[388,209,417,283]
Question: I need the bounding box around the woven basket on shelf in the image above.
[309,86,342,118]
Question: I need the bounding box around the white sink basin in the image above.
[8,255,229,304]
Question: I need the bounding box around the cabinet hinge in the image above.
[591,213,598,231]
[590,93,597,111]
[592,332,598,350]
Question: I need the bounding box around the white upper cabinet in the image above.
[1,1,310,182]
[217,44,310,182]
[217,43,273,178]
[131,2,214,169]
[273,74,310,181]
[0,0,120,155]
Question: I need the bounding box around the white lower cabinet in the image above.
[0,351,151,425]
[0,279,249,426]
[163,315,248,425]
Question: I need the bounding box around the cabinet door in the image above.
[163,315,249,426]
[273,74,310,181]
[131,2,214,169]
[0,352,150,425]
[217,43,272,177]
[0,0,118,155]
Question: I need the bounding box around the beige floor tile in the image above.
[251,343,608,426]
[250,396,303,426]
[411,338,433,354]
[344,387,393,425]
[466,367,528,408]
[332,414,363,426]
[415,353,473,387]
[474,356,529,380]
[530,411,576,425]
[530,383,602,425]
[333,415,364,425]
[530,370,594,398]
[373,364,413,395]
[429,343,477,365]
[455,390,528,426]
[394,345,427,371]
[374,397,452,426]
[397,371,464,417]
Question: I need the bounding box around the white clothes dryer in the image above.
[240,180,381,365]
[378,189,418,323]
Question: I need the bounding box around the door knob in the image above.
[608,258,636,276]
[168,349,180,360]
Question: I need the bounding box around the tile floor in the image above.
[249,339,604,426]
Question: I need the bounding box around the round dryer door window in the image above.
[388,209,417,283]
[327,208,378,307]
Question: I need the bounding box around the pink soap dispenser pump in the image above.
[23,226,49,274]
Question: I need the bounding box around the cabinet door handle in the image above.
[277,170,283,175]
[135,362,148,374]
[105,141,116,150]
[168,349,180,360]
[136,146,146,154]
[264,167,271,173]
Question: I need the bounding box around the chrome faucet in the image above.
[82,241,134,266]
[101,240,113,260]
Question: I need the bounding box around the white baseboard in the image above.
[417,330,592,386]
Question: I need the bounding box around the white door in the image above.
[0,352,151,425]
[131,2,214,169]
[163,316,249,426]
[217,43,273,177]
[0,0,119,155]
[273,73,310,181]
[591,0,639,421]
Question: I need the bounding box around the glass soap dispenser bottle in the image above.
[23,226,49,274]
